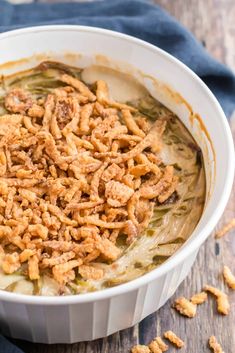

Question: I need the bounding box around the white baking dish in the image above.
[0,26,233,344]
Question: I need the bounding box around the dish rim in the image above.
[0,24,234,305]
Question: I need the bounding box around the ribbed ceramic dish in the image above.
[0,26,233,344]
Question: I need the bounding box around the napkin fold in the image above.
[0,0,234,351]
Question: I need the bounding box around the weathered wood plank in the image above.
[156,0,235,71]
[12,0,235,352]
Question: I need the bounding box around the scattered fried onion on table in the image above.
[0,75,178,288]
[163,331,184,348]
[208,336,224,353]
[215,218,235,238]
[173,296,197,318]
[204,285,230,315]
[223,265,235,290]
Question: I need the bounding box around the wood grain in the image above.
[12,0,235,352]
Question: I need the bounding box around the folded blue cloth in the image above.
[0,335,24,353]
[0,0,234,351]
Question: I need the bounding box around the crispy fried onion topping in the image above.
[0,77,178,286]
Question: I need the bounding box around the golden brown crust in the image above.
[0,75,179,287]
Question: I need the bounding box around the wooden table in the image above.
[13,0,235,352]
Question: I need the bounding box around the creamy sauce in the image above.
[82,65,148,103]
[0,62,206,295]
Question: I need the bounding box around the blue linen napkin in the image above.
[0,0,234,352]
[0,335,24,353]
[0,0,235,117]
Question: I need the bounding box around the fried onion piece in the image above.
[28,224,48,240]
[50,108,62,140]
[0,149,7,177]
[148,341,162,353]
[23,115,38,134]
[127,193,140,227]
[204,285,230,315]
[122,109,145,138]
[42,94,54,130]
[111,120,166,164]
[223,265,235,290]
[60,74,96,102]
[139,166,174,199]
[116,134,142,143]
[154,337,168,352]
[42,240,74,252]
[28,103,44,119]
[131,345,150,353]
[190,291,208,305]
[105,124,128,140]
[90,163,108,201]
[0,114,23,135]
[130,164,150,178]
[80,103,93,134]
[18,188,37,203]
[215,218,235,238]
[19,249,36,263]
[96,238,121,261]
[0,180,8,195]
[42,251,75,267]
[134,154,160,178]
[124,220,139,244]
[105,180,134,207]
[136,116,151,133]
[96,80,109,103]
[163,331,184,348]
[48,204,77,226]
[158,176,178,203]
[52,259,82,284]
[173,296,197,318]
[28,254,40,280]
[66,199,104,212]
[208,336,224,353]
[74,213,126,229]
[5,88,32,114]
[2,252,21,274]
[136,200,154,231]
[61,96,80,134]
[102,163,124,182]
[5,187,16,219]
[79,264,104,280]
